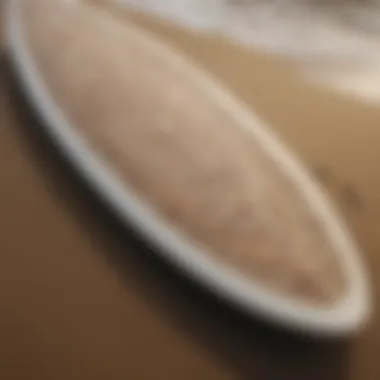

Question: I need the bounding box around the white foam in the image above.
[113,0,380,103]
[114,0,380,62]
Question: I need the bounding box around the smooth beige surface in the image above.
[23,0,351,307]
[1,1,380,379]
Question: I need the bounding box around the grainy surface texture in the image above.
[22,0,349,306]
[1,1,380,379]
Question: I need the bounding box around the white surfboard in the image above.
[6,0,372,337]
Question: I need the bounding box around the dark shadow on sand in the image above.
[1,54,352,380]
